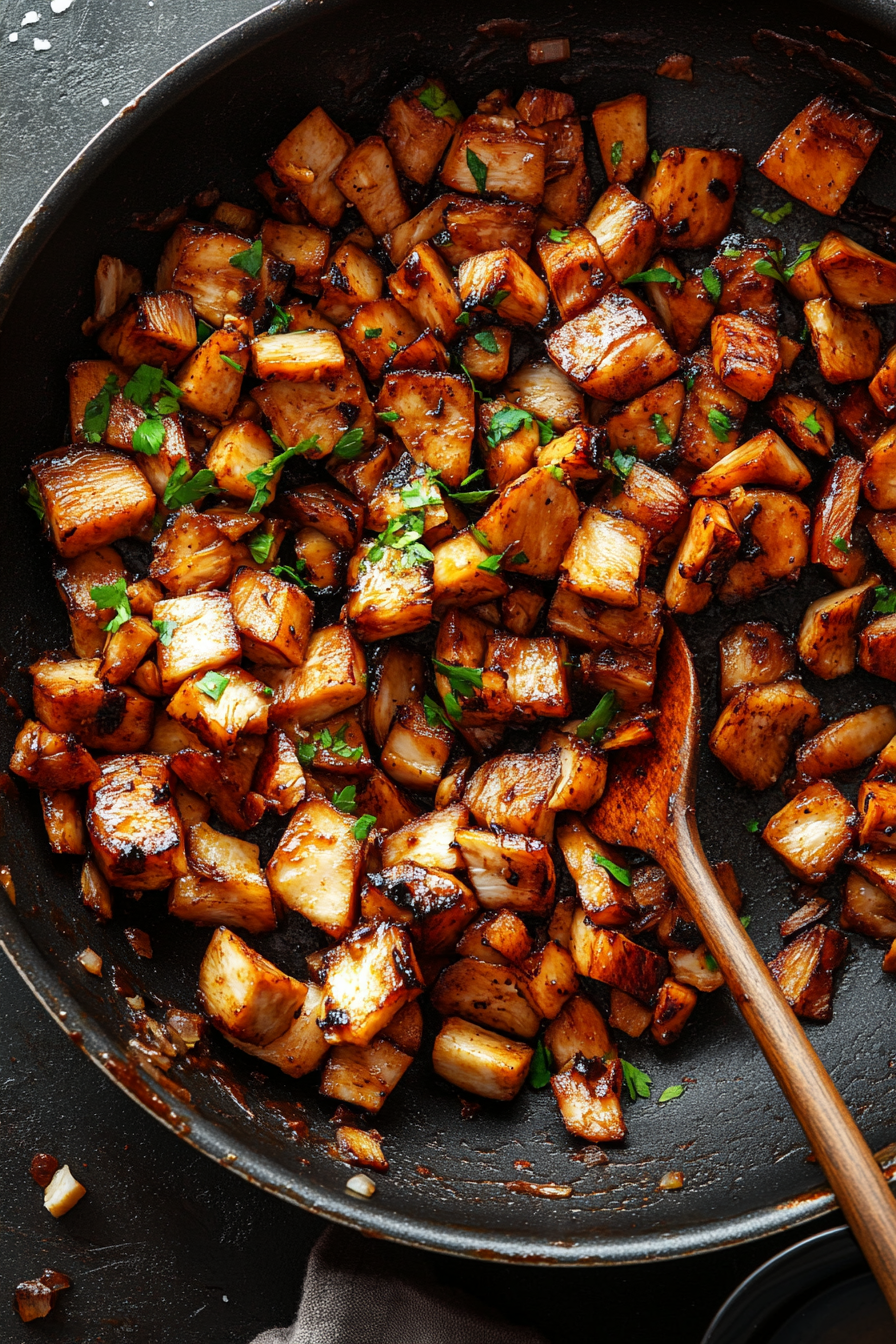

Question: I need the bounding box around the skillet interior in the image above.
[3,0,896,1265]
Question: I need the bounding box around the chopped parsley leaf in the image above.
[163,460,221,510]
[89,578,131,634]
[247,434,318,512]
[219,353,243,372]
[333,427,365,460]
[152,619,177,646]
[474,330,500,354]
[196,319,214,343]
[197,671,229,701]
[466,147,488,194]
[82,372,120,442]
[623,267,681,290]
[548,227,570,243]
[832,534,849,553]
[477,548,508,574]
[247,530,275,564]
[267,303,292,335]
[658,1085,685,1104]
[353,814,377,841]
[707,407,732,443]
[651,412,673,447]
[510,551,528,565]
[271,559,311,591]
[610,139,624,167]
[783,240,820,280]
[488,288,510,308]
[24,479,44,521]
[377,409,400,423]
[592,852,631,886]
[229,237,263,277]
[873,585,896,614]
[751,201,792,225]
[702,266,721,301]
[620,1059,652,1101]
[528,1037,554,1089]
[745,819,760,834]
[486,405,532,447]
[365,511,434,569]
[802,410,822,435]
[424,694,455,732]
[418,83,461,120]
[364,327,383,339]
[332,784,357,814]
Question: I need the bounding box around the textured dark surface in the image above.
[2,0,895,1335]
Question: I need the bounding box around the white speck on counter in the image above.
[8,31,18,40]
[22,10,40,24]
[33,36,50,48]
[50,0,73,10]
[101,96,109,105]
[222,1295,229,1303]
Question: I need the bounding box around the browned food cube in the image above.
[479,397,541,488]
[169,822,276,935]
[199,926,306,1045]
[718,488,810,605]
[859,613,896,681]
[609,988,654,1036]
[430,957,541,1038]
[536,226,613,322]
[98,617,159,686]
[261,219,330,296]
[643,257,715,356]
[804,298,880,383]
[642,147,742,249]
[766,393,835,458]
[269,623,366,727]
[710,234,780,327]
[560,507,648,608]
[585,184,658,283]
[763,781,857,884]
[341,300,422,380]
[249,728,306,816]
[229,567,313,667]
[170,736,265,833]
[381,700,452,791]
[709,313,780,402]
[387,241,463,341]
[268,106,354,226]
[380,803,466,870]
[334,1125,389,1173]
[690,429,810,496]
[592,93,647,184]
[381,79,460,186]
[440,115,546,206]
[32,446,156,559]
[379,864,478,955]
[252,356,374,459]
[503,356,585,432]
[10,720,99,791]
[795,706,896,785]
[333,135,410,236]
[857,766,896,849]
[156,224,261,325]
[709,680,822,790]
[798,578,877,680]
[538,726,607,813]
[431,530,510,611]
[81,252,142,335]
[757,94,880,216]
[595,459,689,544]
[816,230,896,307]
[320,1036,414,1112]
[431,1017,532,1101]
[54,547,127,656]
[546,289,679,401]
[375,371,473,489]
[345,543,434,643]
[485,634,570,720]
[557,816,634,926]
[14,1269,71,1323]
[463,751,559,841]
[173,324,248,422]
[540,113,592,226]
[456,828,555,914]
[457,248,548,327]
[651,978,698,1046]
[317,241,384,323]
[279,481,364,550]
[459,327,512,385]
[250,330,345,384]
[718,621,796,704]
[476,465,581,584]
[67,359,127,443]
[320,922,423,1046]
[441,196,538,266]
[206,421,275,501]
[266,796,364,937]
[677,348,747,472]
[459,911,534,966]
[521,941,578,1020]
[869,345,896,419]
[605,379,685,461]
[98,290,196,368]
[544,993,615,1068]
[571,921,668,1004]
[87,753,187,890]
[150,507,240,596]
[863,425,896,510]
[517,87,576,125]
[841,871,896,940]
[31,656,154,751]
[767,923,848,1022]
[167,667,269,752]
[552,1055,626,1143]
[154,591,241,694]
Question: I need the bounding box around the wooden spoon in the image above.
[589,616,896,1312]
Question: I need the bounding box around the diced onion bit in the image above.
[658,1170,684,1191]
[43,1164,87,1217]
[528,37,570,64]
[77,947,103,977]
[11,69,894,1182]
[346,1172,377,1198]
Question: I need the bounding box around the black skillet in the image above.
[2,0,896,1267]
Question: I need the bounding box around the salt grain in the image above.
[22,10,40,24]
[8,32,18,41]
[33,36,49,48]
[101,97,109,106]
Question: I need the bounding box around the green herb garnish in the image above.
[745,819,760,834]
[163,460,221,510]
[89,578,131,634]
[576,691,617,744]
[802,410,822,435]
[651,413,673,447]
[873,585,896,614]
[333,427,365,460]
[24,480,44,521]
[466,147,488,194]
[332,784,357,813]
[271,559,311,591]
[219,353,243,373]
[658,1085,684,1104]
[702,266,721,301]
[247,434,318,512]
[364,327,383,339]
[832,535,849,553]
[485,405,533,447]
[474,330,500,354]
[267,303,292,335]
[353,814,377,840]
[248,530,275,564]
[707,408,732,443]
[528,1037,554,1089]
[621,1059,652,1101]
[424,694,456,732]
[592,852,631,886]
[196,319,214,343]
[418,83,461,120]
[152,619,176,646]
[229,237,263,277]
[197,670,229,701]
[610,139,624,167]
[751,201,792,225]
[548,227,570,243]
[377,409,400,423]
[624,267,681,290]
[82,372,119,443]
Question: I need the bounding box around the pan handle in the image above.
[667,815,896,1319]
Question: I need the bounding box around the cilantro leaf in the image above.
[624,267,681,290]
[538,418,556,447]
[132,417,166,456]
[658,1085,685,1104]
[466,147,488,194]
[705,951,719,972]
[576,691,617,744]
[267,303,292,335]
[219,352,243,372]
[424,694,455,731]
[152,618,176,646]
[477,548,508,574]
[740,915,752,930]
[610,139,624,167]
[528,1037,554,1089]
[650,148,661,166]
[651,413,673,447]
[89,578,131,634]
[122,364,164,409]
[754,255,787,284]
[163,460,221,510]
[707,407,732,443]
[247,435,318,512]
[418,83,461,121]
[486,406,532,447]
[592,852,631,886]
[197,671,229,701]
[24,480,44,521]
[456,310,470,325]
[474,330,500,354]
[248,530,275,564]
[82,372,119,442]
[196,319,214,343]
[229,237,263,277]
[752,201,792,225]
[745,819,760,834]
[364,327,383,339]
[433,659,484,703]
[333,428,365,460]
[702,266,721,301]
[548,227,570,243]
[488,289,510,308]
[332,784,357,814]
[783,240,820,281]
[873,585,896,614]
[722,246,743,259]
[602,448,636,492]
[377,409,400,423]
[832,535,849,553]
[271,559,311,591]
[547,464,564,481]
[802,410,822,435]
[620,1059,652,1101]
[365,510,434,569]
[510,551,528,565]
[353,814,377,841]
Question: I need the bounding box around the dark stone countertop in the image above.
[0,3,841,1338]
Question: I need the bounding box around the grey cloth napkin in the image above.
[251,1225,548,1344]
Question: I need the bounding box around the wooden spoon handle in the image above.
[668,821,896,1313]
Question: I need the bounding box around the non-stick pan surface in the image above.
[3,0,896,1266]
